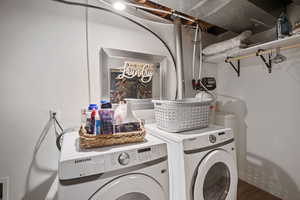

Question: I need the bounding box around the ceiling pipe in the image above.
[124,2,173,14]
[128,0,217,32]
[174,17,185,100]
[119,1,202,25]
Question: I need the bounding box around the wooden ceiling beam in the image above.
[128,0,227,34]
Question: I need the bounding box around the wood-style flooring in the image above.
[237,180,282,200]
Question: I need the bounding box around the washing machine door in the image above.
[90,174,166,200]
[193,150,237,200]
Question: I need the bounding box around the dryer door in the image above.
[193,150,237,200]
[90,174,166,200]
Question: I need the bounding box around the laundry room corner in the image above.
[2,0,300,200]
[215,4,300,199]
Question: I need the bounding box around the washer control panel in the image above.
[107,144,167,174]
[59,143,167,180]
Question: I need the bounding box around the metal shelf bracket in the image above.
[256,49,272,73]
[225,57,240,77]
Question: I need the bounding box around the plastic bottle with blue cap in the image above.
[85,104,99,134]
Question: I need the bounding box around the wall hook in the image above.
[256,49,272,73]
[225,57,240,77]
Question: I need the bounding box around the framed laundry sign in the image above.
[99,48,176,104]
[116,62,155,84]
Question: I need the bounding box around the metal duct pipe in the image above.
[174,18,185,100]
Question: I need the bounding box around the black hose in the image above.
[54,117,64,132]
[51,0,176,72]
[56,128,78,151]
[56,133,63,151]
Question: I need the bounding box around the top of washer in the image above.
[145,124,234,151]
[60,132,166,162]
[146,124,231,142]
[59,132,167,180]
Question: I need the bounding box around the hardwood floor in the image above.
[237,180,282,200]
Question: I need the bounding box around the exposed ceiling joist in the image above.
[128,0,228,35]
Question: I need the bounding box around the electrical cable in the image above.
[52,0,177,98]
[54,116,64,132]
[56,133,64,151]
[51,113,78,151]
[52,113,65,151]
[85,0,92,104]
[194,31,217,102]
[54,120,59,137]
[51,113,77,151]
[55,127,78,151]
[34,112,66,154]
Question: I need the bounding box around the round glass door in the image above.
[90,174,166,200]
[116,192,150,200]
[203,162,230,200]
[194,150,237,200]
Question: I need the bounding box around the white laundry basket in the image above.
[152,98,212,132]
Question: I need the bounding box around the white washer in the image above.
[57,133,169,200]
[146,124,238,200]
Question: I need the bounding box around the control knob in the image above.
[118,152,130,166]
[209,135,217,144]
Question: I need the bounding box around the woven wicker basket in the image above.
[79,126,146,149]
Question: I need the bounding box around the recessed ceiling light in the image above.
[113,1,126,11]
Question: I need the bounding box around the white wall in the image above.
[215,4,300,199]
[217,43,300,199]
[0,0,88,199]
[0,0,180,199]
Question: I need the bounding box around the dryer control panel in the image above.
[183,128,234,152]
[59,143,167,180]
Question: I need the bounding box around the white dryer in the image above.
[146,124,238,200]
[57,132,169,200]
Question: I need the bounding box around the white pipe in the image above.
[198,31,203,79]
[192,25,199,79]
[174,18,185,99]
